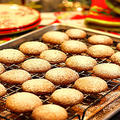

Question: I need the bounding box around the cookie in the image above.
[6,92,42,113]
[22,79,55,95]
[87,45,114,58]
[40,49,67,64]
[88,35,113,45]
[116,43,120,51]
[21,58,51,73]
[74,76,108,93]
[0,69,31,84]
[93,63,120,79]
[19,41,48,55]
[45,67,79,85]
[0,83,7,96]
[0,63,5,74]
[51,88,83,106]
[42,31,69,44]
[110,52,120,65]
[32,104,68,120]
[65,29,86,39]
[65,55,97,71]
[0,49,25,64]
[61,40,87,54]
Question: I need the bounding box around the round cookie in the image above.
[0,49,25,64]
[61,40,87,54]
[88,35,113,45]
[110,52,120,65]
[42,31,69,44]
[93,63,120,79]
[51,88,83,106]
[0,83,7,96]
[19,41,48,55]
[32,104,68,120]
[65,55,97,71]
[6,92,42,113]
[45,67,79,85]
[74,76,108,93]
[40,49,67,64]
[0,63,5,74]
[22,79,55,95]
[65,29,86,39]
[0,69,31,84]
[21,58,51,73]
[87,45,114,58]
[116,43,120,51]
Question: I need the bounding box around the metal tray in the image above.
[0,23,120,120]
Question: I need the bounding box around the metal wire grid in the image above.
[0,31,120,120]
[0,56,120,120]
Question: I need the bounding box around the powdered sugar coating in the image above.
[40,49,67,64]
[110,52,120,65]
[93,63,120,79]
[0,69,31,84]
[42,31,69,44]
[74,76,108,93]
[45,67,79,85]
[0,63,5,74]
[88,35,113,45]
[22,79,55,94]
[0,49,25,64]
[61,40,87,54]
[32,104,68,120]
[51,88,83,106]
[0,83,6,96]
[65,55,97,71]
[21,58,51,73]
[87,45,114,58]
[66,29,86,39]
[6,92,42,113]
[19,41,48,55]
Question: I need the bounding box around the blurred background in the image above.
[0,0,91,12]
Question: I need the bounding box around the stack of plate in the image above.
[0,4,41,35]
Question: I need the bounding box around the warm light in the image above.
[77,7,83,11]
[10,5,18,9]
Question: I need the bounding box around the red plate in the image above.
[0,4,40,30]
[0,20,40,35]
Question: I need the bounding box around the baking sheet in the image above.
[0,23,120,120]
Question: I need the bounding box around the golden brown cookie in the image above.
[22,79,55,95]
[110,52,120,65]
[45,67,79,85]
[21,58,51,73]
[117,43,120,51]
[61,40,87,54]
[42,31,69,44]
[65,55,97,71]
[0,83,7,96]
[51,88,83,106]
[40,49,67,64]
[93,63,120,79]
[87,45,114,58]
[32,104,68,120]
[0,69,31,84]
[0,49,25,64]
[74,76,108,93]
[88,35,113,45]
[65,29,86,39]
[6,92,42,113]
[19,41,48,55]
[0,63,5,74]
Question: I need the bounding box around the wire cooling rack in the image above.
[0,27,120,120]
